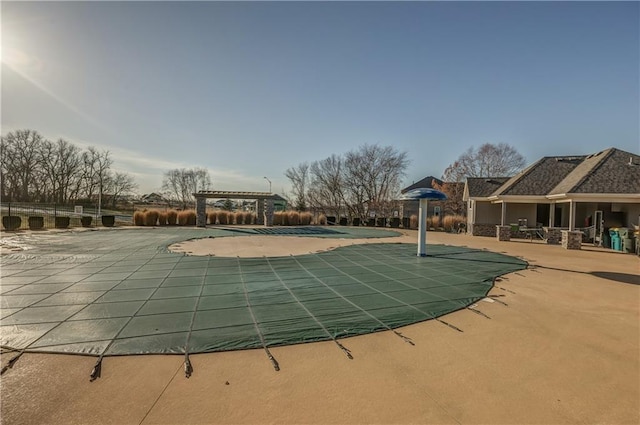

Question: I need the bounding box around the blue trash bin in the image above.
[609,229,622,251]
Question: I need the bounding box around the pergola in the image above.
[193,191,278,227]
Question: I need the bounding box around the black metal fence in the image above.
[1,202,134,231]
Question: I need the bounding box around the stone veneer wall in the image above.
[562,230,582,250]
[496,225,511,241]
[544,227,562,245]
[196,197,206,227]
[471,223,498,237]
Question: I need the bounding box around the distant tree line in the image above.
[285,144,409,219]
[0,129,137,206]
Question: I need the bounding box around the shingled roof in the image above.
[549,148,640,195]
[495,155,586,196]
[401,176,443,193]
[465,177,510,198]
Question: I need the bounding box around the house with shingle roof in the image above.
[464,148,640,240]
[401,176,465,220]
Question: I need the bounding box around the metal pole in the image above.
[263,176,272,193]
[417,198,428,257]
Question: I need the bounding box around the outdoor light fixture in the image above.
[263,176,272,193]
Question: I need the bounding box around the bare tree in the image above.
[162,167,211,209]
[432,179,466,216]
[343,144,408,219]
[105,172,138,208]
[442,143,526,182]
[292,144,409,220]
[81,147,113,212]
[0,130,44,201]
[284,162,309,211]
[39,138,82,204]
[307,155,345,218]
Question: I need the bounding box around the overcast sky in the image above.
[2,1,638,195]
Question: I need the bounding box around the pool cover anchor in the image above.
[436,319,463,333]
[393,331,415,345]
[336,341,353,360]
[89,358,102,382]
[184,353,193,378]
[467,307,491,319]
[0,350,24,375]
[265,348,280,371]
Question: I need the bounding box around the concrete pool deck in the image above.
[1,228,638,424]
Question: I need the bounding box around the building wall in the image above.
[505,203,537,226]
[475,201,501,224]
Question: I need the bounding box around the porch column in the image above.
[500,202,507,226]
[471,200,476,226]
[549,203,555,227]
[568,200,575,231]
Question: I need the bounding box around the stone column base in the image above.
[496,225,511,241]
[561,230,582,250]
[544,227,561,245]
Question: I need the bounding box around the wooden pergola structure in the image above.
[193,191,277,227]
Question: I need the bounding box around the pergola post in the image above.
[196,196,206,227]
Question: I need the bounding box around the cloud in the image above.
[68,138,272,193]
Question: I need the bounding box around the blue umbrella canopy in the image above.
[399,188,447,201]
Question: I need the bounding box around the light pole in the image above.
[263,176,272,193]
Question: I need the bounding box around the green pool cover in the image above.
[1,227,526,376]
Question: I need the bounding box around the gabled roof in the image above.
[401,176,443,193]
[495,155,586,197]
[465,177,510,198]
[549,148,640,195]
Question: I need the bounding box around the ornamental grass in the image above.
[177,210,196,226]
[208,211,218,225]
[217,210,228,225]
[133,211,145,226]
[144,210,159,226]
[157,211,168,226]
[287,211,300,226]
[299,212,312,225]
[443,214,465,232]
[167,210,178,225]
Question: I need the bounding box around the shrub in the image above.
[288,211,300,226]
[427,216,441,229]
[217,210,228,225]
[234,211,244,225]
[157,211,168,226]
[243,212,254,225]
[226,211,235,225]
[318,214,327,225]
[167,210,178,225]
[443,214,465,232]
[410,215,418,229]
[299,212,312,225]
[177,210,196,226]
[133,211,145,226]
[273,211,283,226]
[208,211,218,225]
[144,210,159,226]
